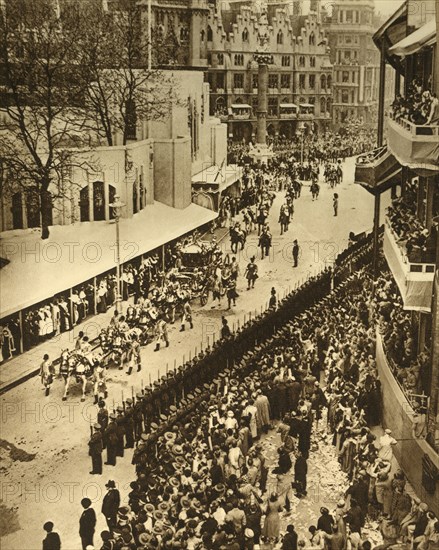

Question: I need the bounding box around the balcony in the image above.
[386,115,439,172]
[383,218,435,312]
[298,103,315,120]
[279,103,298,119]
[354,146,401,195]
[230,104,252,120]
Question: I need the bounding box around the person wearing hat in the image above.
[104,413,118,466]
[269,287,277,309]
[282,524,298,550]
[88,423,103,475]
[124,399,135,449]
[133,393,144,441]
[97,401,109,450]
[244,257,258,290]
[378,429,397,462]
[42,521,61,550]
[115,407,126,458]
[102,480,120,532]
[99,530,116,550]
[79,498,96,550]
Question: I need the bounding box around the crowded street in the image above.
[1,159,392,549]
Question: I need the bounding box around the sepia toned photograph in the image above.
[0,0,438,548]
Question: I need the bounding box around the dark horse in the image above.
[230,225,247,253]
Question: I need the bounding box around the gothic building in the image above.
[205,3,333,141]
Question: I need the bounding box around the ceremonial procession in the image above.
[0,0,438,549]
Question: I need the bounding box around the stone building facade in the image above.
[324,0,381,126]
[205,3,333,141]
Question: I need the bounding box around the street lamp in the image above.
[109,194,126,314]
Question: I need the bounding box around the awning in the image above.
[192,163,243,192]
[280,103,298,109]
[373,0,408,70]
[299,103,314,108]
[231,103,251,109]
[0,202,218,318]
[389,19,436,56]
[354,146,402,195]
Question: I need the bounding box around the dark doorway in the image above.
[11,192,24,229]
[80,186,90,221]
[93,181,105,221]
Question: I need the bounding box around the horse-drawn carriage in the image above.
[177,242,215,306]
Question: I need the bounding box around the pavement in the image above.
[0,157,393,550]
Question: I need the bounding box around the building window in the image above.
[252,74,258,89]
[327,74,332,88]
[299,74,306,89]
[234,54,244,66]
[351,72,356,83]
[309,32,315,46]
[341,90,349,103]
[281,55,290,67]
[320,74,326,90]
[268,97,278,116]
[268,74,279,89]
[342,71,349,83]
[277,31,283,45]
[310,56,316,68]
[217,53,224,64]
[299,55,305,67]
[345,35,352,44]
[242,28,249,42]
[200,29,205,42]
[281,74,290,89]
[217,73,225,89]
[320,96,326,114]
[207,26,213,41]
[234,73,244,89]
[346,10,353,23]
[309,75,315,88]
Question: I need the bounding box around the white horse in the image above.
[60,349,93,401]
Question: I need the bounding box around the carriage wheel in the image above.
[200,292,208,306]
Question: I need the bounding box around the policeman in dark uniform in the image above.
[104,413,118,466]
[97,401,109,450]
[133,393,144,441]
[124,398,135,449]
[89,422,103,475]
[115,406,126,457]
[142,387,153,433]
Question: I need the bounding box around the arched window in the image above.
[242,28,249,42]
[320,74,326,90]
[207,25,213,41]
[200,29,205,42]
[326,98,332,113]
[320,97,326,114]
[277,30,283,45]
[309,32,315,46]
[327,74,332,88]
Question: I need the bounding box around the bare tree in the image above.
[80,0,179,146]
[0,0,92,238]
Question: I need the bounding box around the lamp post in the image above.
[109,194,126,314]
[296,122,305,165]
